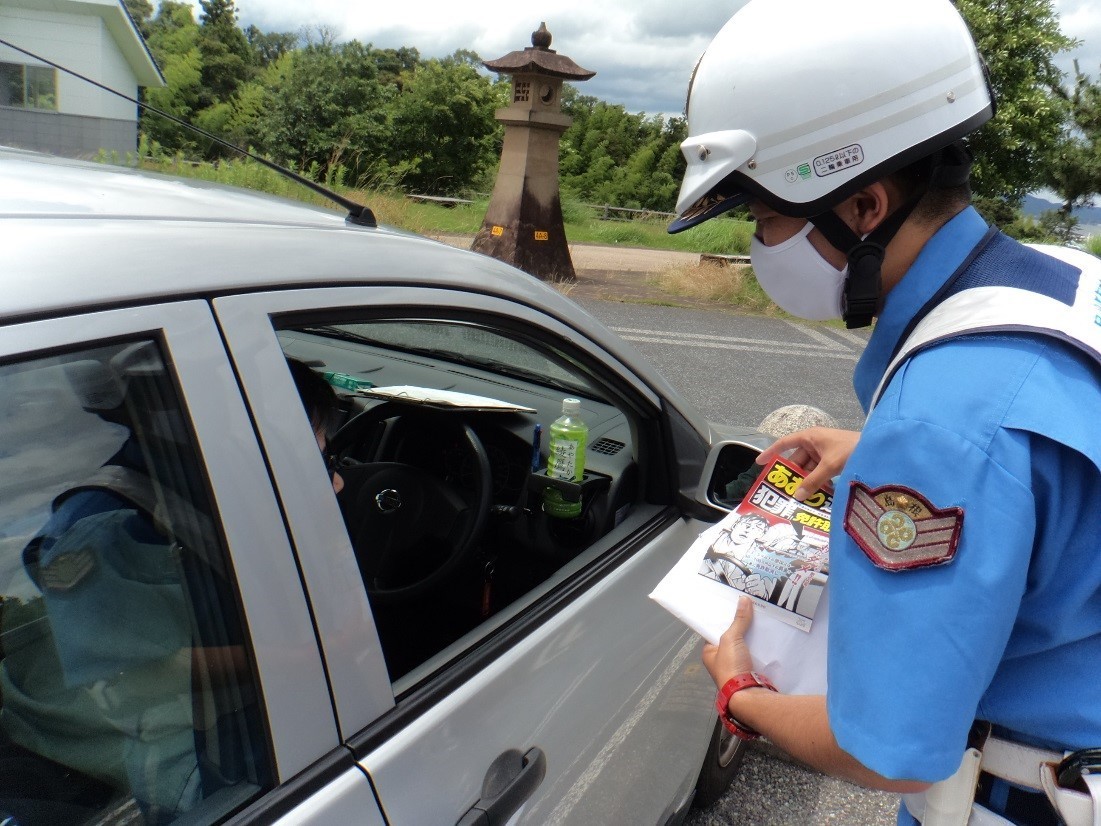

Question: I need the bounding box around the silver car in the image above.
[0,148,767,826]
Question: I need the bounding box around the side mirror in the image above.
[698,440,766,511]
[699,404,839,512]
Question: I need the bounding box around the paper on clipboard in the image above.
[362,385,537,413]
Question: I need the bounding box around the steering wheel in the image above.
[328,401,492,604]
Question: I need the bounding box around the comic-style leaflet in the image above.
[649,458,832,694]
[697,458,831,631]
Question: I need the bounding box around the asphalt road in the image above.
[576,296,898,826]
[576,298,870,431]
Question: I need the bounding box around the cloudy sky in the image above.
[217,0,1101,119]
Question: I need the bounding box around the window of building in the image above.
[0,63,57,110]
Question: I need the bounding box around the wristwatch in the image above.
[716,671,777,740]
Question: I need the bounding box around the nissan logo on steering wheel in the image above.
[375,488,402,513]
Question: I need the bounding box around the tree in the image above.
[197,0,253,103]
[558,93,687,211]
[957,0,1076,204]
[386,59,499,194]
[248,41,394,182]
[1044,61,1101,235]
[123,0,154,37]
[141,2,205,153]
[367,45,421,89]
[245,25,298,68]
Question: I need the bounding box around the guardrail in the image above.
[592,204,675,221]
[405,194,474,207]
[700,253,752,266]
[405,194,676,222]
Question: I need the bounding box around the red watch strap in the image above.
[716,671,777,741]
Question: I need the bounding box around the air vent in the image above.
[590,437,625,456]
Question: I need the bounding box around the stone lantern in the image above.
[471,23,594,281]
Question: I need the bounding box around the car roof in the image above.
[1,146,354,226]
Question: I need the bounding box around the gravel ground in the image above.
[685,743,900,826]
[432,234,713,307]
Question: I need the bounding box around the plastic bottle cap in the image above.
[562,398,581,414]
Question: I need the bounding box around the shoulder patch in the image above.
[39,547,96,591]
[844,482,963,571]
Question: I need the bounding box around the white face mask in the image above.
[750,223,848,321]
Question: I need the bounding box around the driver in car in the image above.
[286,356,344,495]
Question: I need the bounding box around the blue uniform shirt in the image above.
[828,207,1101,785]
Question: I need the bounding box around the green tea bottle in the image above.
[543,398,588,519]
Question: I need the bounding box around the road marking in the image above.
[612,325,837,350]
[822,324,872,347]
[610,325,862,361]
[781,319,846,349]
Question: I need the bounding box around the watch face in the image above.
[539,84,555,104]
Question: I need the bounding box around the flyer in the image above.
[649,457,832,694]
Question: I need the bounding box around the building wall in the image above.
[0,109,136,157]
[0,4,141,155]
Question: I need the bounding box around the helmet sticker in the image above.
[785,163,813,184]
[813,145,865,178]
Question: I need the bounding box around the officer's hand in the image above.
[702,597,755,689]
[755,426,860,501]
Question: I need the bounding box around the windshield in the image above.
[300,320,602,399]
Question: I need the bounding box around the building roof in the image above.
[2,0,163,87]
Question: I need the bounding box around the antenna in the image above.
[0,37,378,227]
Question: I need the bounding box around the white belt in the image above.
[904,735,1100,826]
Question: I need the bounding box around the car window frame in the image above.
[212,285,683,737]
[0,301,340,785]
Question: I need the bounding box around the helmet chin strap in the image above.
[811,201,918,329]
[809,143,975,329]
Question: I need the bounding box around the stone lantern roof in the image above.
[482,23,595,80]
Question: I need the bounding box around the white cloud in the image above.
[1053,0,1101,77]
[193,0,1100,113]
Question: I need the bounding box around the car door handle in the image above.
[456,746,547,826]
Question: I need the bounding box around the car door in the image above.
[214,283,723,825]
[0,302,384,825]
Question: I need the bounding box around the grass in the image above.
[652,260,783,315]
[108,152,766,308]
[117,153,754,254]
[366,195,755,255]
[1085,234,1101,258]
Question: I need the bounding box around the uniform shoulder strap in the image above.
[869,244,1101,412]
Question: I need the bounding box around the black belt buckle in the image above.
[1055,747,1101,792]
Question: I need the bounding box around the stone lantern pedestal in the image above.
[472,23,594,281]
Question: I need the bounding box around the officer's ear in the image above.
[835,182,893,237]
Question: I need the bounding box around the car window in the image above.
[0,340,271,825]
[276,316,657,687]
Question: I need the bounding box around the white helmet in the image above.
[669,0,993,232]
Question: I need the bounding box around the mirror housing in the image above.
[697,438,770,514]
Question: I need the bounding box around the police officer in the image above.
[668,1,1101,824]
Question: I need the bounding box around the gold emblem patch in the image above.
[844,482,963,571]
